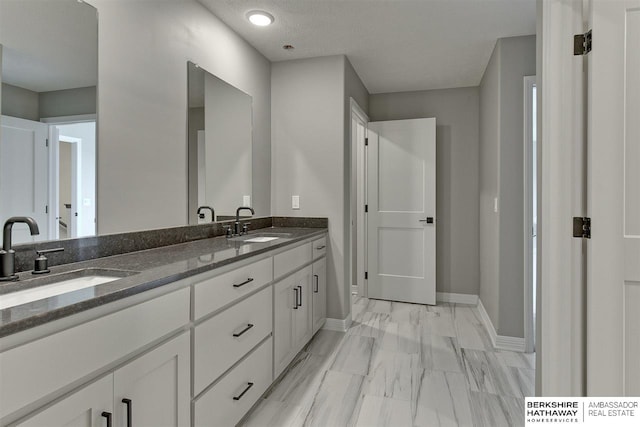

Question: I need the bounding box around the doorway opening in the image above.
[42,116,97,240]
[350,98,369,304]
[524,76,537,353]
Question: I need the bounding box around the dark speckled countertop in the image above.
[0,227,326,338]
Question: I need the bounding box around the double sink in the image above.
[0,232,293,312]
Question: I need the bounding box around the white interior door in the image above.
[0,115,49,243]
[587,0,640,395]
[367,118,436,305]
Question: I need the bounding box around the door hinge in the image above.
[365,272,368,280]
[574,30,592,55]
[45,138,49,147]
[365,138,369,146]
[365,204,368,213]
[45,205,48,214]
[573,217,591,239]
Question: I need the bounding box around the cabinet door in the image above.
[312,257,327,334]
[16,376,113,427]
[273,275,296,378]
[113,332,190,427]
[293,265,313,352]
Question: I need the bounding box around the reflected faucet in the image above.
[1,217,40,281]
[235,207,255,235]
[197,206,215,222]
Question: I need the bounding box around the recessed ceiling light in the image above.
[247,10,274,27]
[283,44,294,50]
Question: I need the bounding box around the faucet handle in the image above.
[223,225,233,238]
[242,223,251,235]
[33,247,64,274]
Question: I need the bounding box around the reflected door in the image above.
[367,118,436,305]
[0,115,49,243]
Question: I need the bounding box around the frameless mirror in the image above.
[0,0,98,244]
[187,61,253,223]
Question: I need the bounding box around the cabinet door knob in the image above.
[315,245,326,250]
[101,411,112,427]
[314,275,319,293]
[122,399,132,427]
[297,285,303,307]
[293,287,299,309]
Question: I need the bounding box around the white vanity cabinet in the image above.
[113,332,190,427]
[273,267,312,378]
[14,375,113,427]
[312,257,327,334]
[14,332,190,427]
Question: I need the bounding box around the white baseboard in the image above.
[436,292,478,305]
[322,315,352,332]
[477,298,526,352]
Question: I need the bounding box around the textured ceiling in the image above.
[198,0,536,94]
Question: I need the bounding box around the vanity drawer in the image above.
[193,286,272,395]
[312,236,327,259]
[194,257,273,320]
[274,243,312,279]
[194,337,272,427]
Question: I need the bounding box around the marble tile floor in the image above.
[240,297,535,427]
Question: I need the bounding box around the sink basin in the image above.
[0,268,138,310]
[229,232,293,243]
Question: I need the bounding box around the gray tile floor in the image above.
[241,297,535,427]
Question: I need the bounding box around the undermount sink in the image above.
[0,268,138,310]
[228,232,293,243]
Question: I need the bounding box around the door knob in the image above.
[419,217,435,224]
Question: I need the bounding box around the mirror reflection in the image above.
[0,0,98,244]
[187,61,253,224]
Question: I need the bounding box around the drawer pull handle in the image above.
[314,274,319,293]
[233,382,254,401]
[233,277,254,288]
[101,411,112,427]
[293,287,299,309]
[233,323,255,338]
[297,285,303,307]
[315,245,326,250]
[122,399,132,427]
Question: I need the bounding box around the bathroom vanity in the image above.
[0,225,327,427]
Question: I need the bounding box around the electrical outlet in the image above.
[494,197,499,213]
[292,195,300,210]
[243,195,251,207]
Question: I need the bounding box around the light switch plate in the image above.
[494,197,499,213]
[292,195,300,210]
[243,195,251,207]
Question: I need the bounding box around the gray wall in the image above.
[479,43,501,329]
[2,84,96,120]
[1,83,39,121]
[479,35,536,338]
[271,55,350,321]
[39,86,96,118]
[369,87,480,297]
[92,0,271,234]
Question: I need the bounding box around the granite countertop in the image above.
[0,227,327,338]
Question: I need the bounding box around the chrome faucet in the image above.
[234,207,255,235]
[1,217,40,281]
[197,206,215,222]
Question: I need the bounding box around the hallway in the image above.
[241,298,534,426]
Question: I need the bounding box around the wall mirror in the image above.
[187,61,253,224]
[0,0,98,244]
